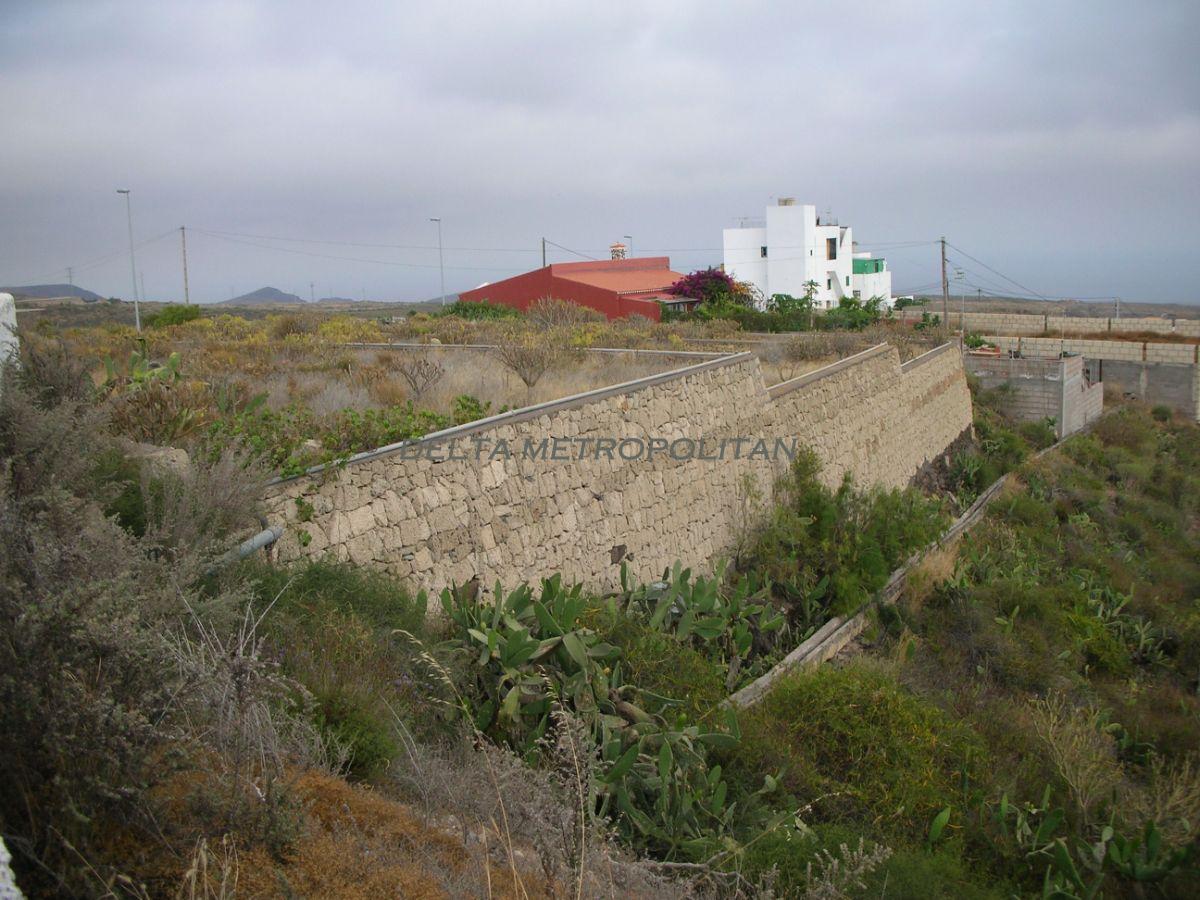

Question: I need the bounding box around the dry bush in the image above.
[168,598,337,854]
[1030,693,1122,824]
[268,313,317,340]
[758,338,813,382]
[391,352,445,401]
[17,336,95,405]
[107,378,216,444]
[0,358,318,895]
[527,297,606,328]
[139,446,266,570]
[828,330,867,358]
[368,376,408,407]
[493,328,563,390]
[783,333,835,361]
[1119,755,1200,845]
[427,316,473,345]
[805,838,893,900]
[390,725,698,898]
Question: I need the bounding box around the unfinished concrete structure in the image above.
[964,351,1103,438]
[982,336,1200,421]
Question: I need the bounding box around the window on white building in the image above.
[760,246,768,258]
[826,277,831,290]
[846,276,850,287]
[826,237,837,260]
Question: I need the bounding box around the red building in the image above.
[457,256,683,321]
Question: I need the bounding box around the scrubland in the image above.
[4,301,1198,898]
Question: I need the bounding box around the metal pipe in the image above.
[206,524,283,575]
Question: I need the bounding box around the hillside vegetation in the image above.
[2,330,1197,897]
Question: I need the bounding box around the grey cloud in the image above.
[0,0,1197,304]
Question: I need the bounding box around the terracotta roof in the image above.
[558,268,683,295]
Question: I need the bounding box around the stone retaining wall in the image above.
[264,343,973,594]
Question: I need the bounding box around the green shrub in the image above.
[1017,417,1057,450]
[1151,404,1173,422]
[728,665,988,838]
[145,303,202,328]
[93,448,149,536]
[246,558,427,635]
[745,450,948,621]
[604,616,728,722]
[437,299,521,320]
[243,559,447,761]
[312,688,398,781]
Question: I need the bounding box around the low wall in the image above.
[898,308,1200,338]
[264,344,973,593]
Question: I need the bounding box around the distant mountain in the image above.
[221,286,304,306]
[2,283,104,302]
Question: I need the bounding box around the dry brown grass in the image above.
[900,540,961,611]
[101,770,554,899]
[1037,329,1199,344]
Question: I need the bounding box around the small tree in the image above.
[393,352,445,401]
[803,280,819,329]
[493,328,561,392]
[527,297,605,328]
[823,295,884,332]
[666,267,747,306]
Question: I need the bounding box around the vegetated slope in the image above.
[728,404,1200,896]
[2,282,105,301]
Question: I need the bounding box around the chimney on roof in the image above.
[778,197,795,206]
[609,242,627,260]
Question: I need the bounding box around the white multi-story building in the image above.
[722,199,891,309]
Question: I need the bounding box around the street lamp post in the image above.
[116,189,141,331]
[429,217,445,305]
[623,234,633,258]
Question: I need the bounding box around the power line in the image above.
[945,242,1050,302]
[190,228,524,272]
[541,239,599,261]
[4,228,179,286]
[195,226,541,254]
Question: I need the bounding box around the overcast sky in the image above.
[2,0,1198,304]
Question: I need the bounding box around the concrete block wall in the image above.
[1046,316,1109,333]
[965,354,1063,429]
[898,308,1200,339]
[981,336,1200,421]
[263,344,974,594]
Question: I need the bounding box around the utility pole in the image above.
[180,226,191,304]
[66,266,73,286]
[116,189,141,332]
[429,217,445,305]
[541,237,547,267]
[1114,296,1121,319]
[954,267,965,348]
[624,234,633,258]
[939,235,949,330]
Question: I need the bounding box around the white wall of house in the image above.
[723,202,857,310]
[851,253,893,307]
[853,269,892,305]
[721,226,767,302]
